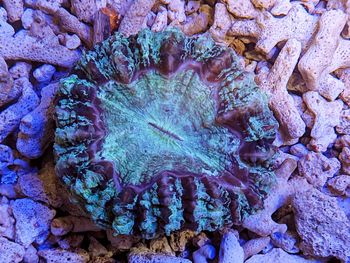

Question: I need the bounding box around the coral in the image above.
[0,237,25,263]
[218,230,244,263]
[298,10,350,101]
[118,0,156,36]
[256,39,305,142]
[38,248,90,263]
[54,28,278,239]
[303,91,343,152]
[298,151,340,188]
[11,198,56,247]
[245,248,319,263]
[228,5,318,54]
[292,188,350,261]
[17,82,58,159]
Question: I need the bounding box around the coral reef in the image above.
[54,28,278,239]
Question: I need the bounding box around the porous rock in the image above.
[327,174,350,197]
[2,0,24,22]
[242,159,312,236]
[336,109,350,135]
[0,237,25,263]
[303,91,343,152]
[17,82,58,159]
[11,198,56,247]
[128,253,191,263]
[193,244,216,263]
[218,230,244,263]
[229,5,318,54]
[118,0,156,36]
[298,9,350,101]
[242,236,270,260]
[339,147,350,174]
[209,3,231,43]
[292,188,350,261]
[0,77,39,143]
[38,248,90,263]
[256,39,305,142]
[223,0,258,19]
[298,151,340,188]
[245,248,319,263]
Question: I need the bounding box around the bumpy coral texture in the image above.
[54,28,278,239]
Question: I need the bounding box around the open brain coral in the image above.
[54,28,278,239]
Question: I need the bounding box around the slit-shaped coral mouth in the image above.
[54,28,278,239]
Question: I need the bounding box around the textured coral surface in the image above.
[54,28,277,238]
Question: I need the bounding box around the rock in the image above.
[245,248,320,263]
[270,231,299,253]
[0,196,15,239]
[33,64,56,82]
[23,244,39,263]
[11,198,56,247]
[218,230,244,263]
[298,151,340,188]
[327,174,350,196]
[38,248,90,263]
[242,236,270,260]
[292,188,350,261]
[128,253,191,263]
[21,8,34,29]
[0,237,25,263]
[193,244,216,263]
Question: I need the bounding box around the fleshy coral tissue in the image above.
[54,28,278,239]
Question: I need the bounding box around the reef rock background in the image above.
[0,0,350,263]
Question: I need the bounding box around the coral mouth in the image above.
[54,28,278,239]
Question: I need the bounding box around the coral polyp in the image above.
[54,28,278,239]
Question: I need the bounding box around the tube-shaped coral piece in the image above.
[298,10,348,101]
[256,39,305,141]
